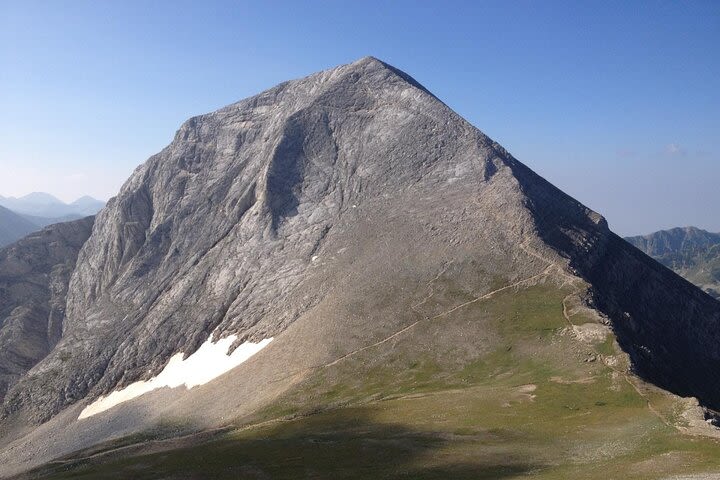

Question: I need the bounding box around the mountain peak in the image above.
[349,55,384,66]
[3,59,720,477]
[70,195,103,205]
[342,55,436,97]
[17,192,63,205]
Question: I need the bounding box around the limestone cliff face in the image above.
[2,56,720,429]
[0,217,94,403]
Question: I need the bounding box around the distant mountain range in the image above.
[626,227,720,299]
[0,193,105,247]
[0,206,38,247]
[0,193,105,218]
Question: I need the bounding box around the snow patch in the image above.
[78,335,273,419]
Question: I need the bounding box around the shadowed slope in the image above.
[0,207,37,248]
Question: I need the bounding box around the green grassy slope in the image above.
[22,283,720,479]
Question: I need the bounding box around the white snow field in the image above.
[78,335,273,419]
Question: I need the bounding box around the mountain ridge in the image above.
[1,57,720,477]
[626,226,720,299]
[0,193,105,219]
[0,206,38,248]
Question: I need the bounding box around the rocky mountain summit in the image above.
[626,227,720,299]
[2,57,720,477]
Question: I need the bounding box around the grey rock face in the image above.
[0,217,94,403]
[1,56,720,432]
[5,57,526,422]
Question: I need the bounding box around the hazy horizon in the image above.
[0,191,105,204]
[2,1,718,236]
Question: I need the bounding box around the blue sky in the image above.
[1,1,718,235]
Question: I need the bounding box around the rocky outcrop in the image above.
[0,217,94,403]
